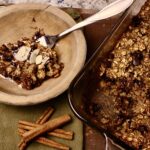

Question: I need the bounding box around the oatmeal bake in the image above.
[85,0,150,150]
[0,29,64,90]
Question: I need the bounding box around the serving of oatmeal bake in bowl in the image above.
[0,4,86,105]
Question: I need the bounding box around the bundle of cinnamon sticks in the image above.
[18,106,74,150]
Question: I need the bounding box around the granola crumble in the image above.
[0,29,64,90]
[85,0,150,149]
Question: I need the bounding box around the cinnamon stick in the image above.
[18,120,73,140]
[36,106,54,124]
[18,139,26,150]
[48,129,73,140]
[18,129,70,150]
[20,115,71,147]
[37,137,70,150]
[53,129,73,136]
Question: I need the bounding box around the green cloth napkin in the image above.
[0,93,83,150]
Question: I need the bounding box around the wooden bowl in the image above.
[0,4,86,105]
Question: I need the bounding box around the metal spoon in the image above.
[39,0,133,48]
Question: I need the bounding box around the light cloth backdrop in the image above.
[0,0,116,10]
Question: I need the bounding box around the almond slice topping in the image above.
[36,55,43,65]
[14,46,31,61]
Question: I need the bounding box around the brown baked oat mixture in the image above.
[0,29,64,90]
[85,0,150,149]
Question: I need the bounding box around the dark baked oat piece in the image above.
[0,29,64,90]
[85,1,150,149]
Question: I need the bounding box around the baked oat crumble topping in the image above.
[0,29,64,90]
[85,0,150,149]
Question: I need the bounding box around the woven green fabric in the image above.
[0,93,83,150]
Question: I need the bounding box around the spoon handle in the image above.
[58,0,133,38]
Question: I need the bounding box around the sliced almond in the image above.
[14,46,31,61]
[29,49,40,64]
[37,36,47,47]
[36,55,43,65]
[42,56,49,65]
